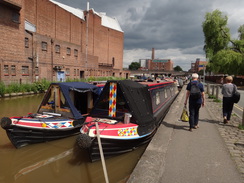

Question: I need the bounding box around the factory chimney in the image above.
[151,48,155,60]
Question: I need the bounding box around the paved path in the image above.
[127,85,244,183]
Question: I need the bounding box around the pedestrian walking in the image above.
[184,73,205,131]
[221,76,236,124]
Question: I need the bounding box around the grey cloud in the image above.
[55,0,244,70]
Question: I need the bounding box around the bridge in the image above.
[128,70,190,78]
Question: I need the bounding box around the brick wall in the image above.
[0,0,126,84]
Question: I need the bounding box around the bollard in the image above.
[207,83,210,95]
[242,107,244,126]
[216,85,219,100]
[211,85,215,96]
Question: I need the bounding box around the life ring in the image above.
[77,134,92,149]
[1,117,12,129]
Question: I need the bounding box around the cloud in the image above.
[55,0,244,71]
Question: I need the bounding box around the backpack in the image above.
[190,81,201,99]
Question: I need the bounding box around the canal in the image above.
[0,94,147,183]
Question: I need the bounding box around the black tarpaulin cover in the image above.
[91,80,155,128]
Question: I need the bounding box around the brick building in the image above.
[139,48,173,71]
[189,58,207,73]
[0,0,127,84]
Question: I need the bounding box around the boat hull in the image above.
[5,125,81,148]
[88,129,157,162]
[1,117,83,148]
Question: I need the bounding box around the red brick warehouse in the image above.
[0,0,128,84]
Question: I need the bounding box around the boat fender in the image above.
[77,134,92,149]
[1,117,12,129]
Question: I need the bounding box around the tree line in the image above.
[202,9,244,75]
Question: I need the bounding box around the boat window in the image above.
[156,92,160,105]
[164,89,168,98]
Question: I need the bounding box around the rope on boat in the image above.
[95,122,109,183]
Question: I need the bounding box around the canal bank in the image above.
[127,85,244,183]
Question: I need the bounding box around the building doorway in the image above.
[57,71,65,82]
[80,71,84,79]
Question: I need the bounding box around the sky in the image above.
[56,0,244,71]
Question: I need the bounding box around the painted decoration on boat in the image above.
[41,121,73,128]
[118,127,138,136]
[109,82,117,117]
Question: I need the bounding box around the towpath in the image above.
[127,84,244,183]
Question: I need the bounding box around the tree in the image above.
[174,65,183,71]
[202,10,230,61]
[128,62,140,70]
[202,10,244,75]
[238,25,244,40]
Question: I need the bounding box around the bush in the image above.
[20,83,32,92]
[0,82,5,96]
[0,77,124,97]
[6,83,20,93]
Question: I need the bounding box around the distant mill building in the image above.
[0,0,128,84]
[139,48,173,71]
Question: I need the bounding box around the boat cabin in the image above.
[38,82,102,120]
[90,80,177,130]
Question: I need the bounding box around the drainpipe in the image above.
[51,38,54,82]
[26,30,34,83]
[0,59,2,82]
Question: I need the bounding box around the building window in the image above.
[77,69,79,77]
[12,12,20,24]
[11,65,16,76]
[74,69,76,76]
[42,42,47,51]
[4,65,9,76]
[25,38,29,48]
[66,47,71,55]
[74,49,78,57]
[35,67,39,75]
[22,66,29,75]
[55,45,60,53]
[66,68,70,76]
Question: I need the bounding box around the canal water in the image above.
[0,94,147,183]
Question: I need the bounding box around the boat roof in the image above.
[53,82,101,93]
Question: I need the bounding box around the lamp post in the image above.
[203,64,205,83]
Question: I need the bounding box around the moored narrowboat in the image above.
[77,79,178,162]
[0,82,102,148]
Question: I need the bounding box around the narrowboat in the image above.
[77,79,178,162]
[0,82,102,148]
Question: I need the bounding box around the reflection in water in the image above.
[0,94,147,183]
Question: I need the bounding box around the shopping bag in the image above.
[181,106,189,122]
[232,91,240,103]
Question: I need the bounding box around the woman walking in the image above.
[222,76,236,124]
